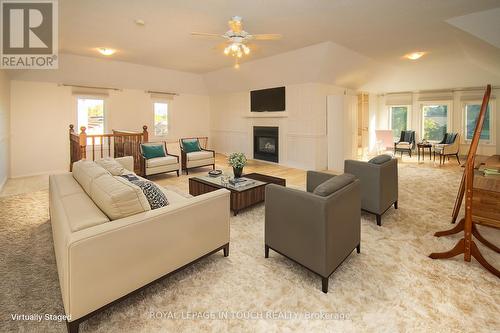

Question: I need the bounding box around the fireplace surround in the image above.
[253,126,278,163]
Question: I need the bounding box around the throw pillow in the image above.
[142,144,166,159]
[182,139,201,153]
[313,173,356,197]
[368,154,392,165]
[120,175,169,209]
[96,158,126,176]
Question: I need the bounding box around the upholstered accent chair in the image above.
[139,142,180,177]
[344,156,398,226]
[179,138,215,174]
[394,130,416,157]
[433,133,460,165]
[265,171,361,293]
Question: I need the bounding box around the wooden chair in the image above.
[179,137,215,175]
[394,130,415,158]
[139,142,180,177]
[433,133,460,165]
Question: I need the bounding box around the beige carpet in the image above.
[0,165,499,333]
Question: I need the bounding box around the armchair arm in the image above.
[306,171,336,192]
[265,184,327,274]
[201,148,216,157]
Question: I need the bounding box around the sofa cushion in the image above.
[96,158,127,176]
[142,144,166,159]
[187,150,213,161]
[146,155,178,168]
[182,139,201,153]
[61,192,110,232]
[368,154,392,165]
[72,160,110,194]
[160,189,190,204]
[88,173,151,220]
[313,173,356,197]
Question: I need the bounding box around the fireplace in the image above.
[253,126,278,163]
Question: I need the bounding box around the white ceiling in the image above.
[59,0,500,74]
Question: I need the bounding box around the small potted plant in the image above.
[228,152,247,178]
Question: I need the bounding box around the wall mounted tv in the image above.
[250,86,285,112]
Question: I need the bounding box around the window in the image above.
[77,98,105,144]
[464,102,491,142]
[389,106,409,140]
[153,102,169,136]
[422,104,448,141]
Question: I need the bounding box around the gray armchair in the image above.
[265,171,361,293]
[344,157,398,226]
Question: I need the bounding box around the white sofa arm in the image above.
[65,189,230,320]
[115,156,134,173]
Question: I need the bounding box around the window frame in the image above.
[152,100,170,138]
[462,100,496,145]
[419,101,452,143]
[388,105,411,140]
[76,96,107,138]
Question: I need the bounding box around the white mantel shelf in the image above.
[243,112,289,118]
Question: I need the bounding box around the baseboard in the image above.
[10,169,68,179]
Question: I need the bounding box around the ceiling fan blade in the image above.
[249,34,282,40]
[213,42,230,52]
[228,19,242,33]
[191,32,225,38]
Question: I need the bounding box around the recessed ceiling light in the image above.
[404,51,426,60]
[135,19,145,26]
[97,47,116,56]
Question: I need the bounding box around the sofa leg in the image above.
[223,244,229,257]
[356,243,360,254]
[176,170,179,177]
[322,277,329,293]
[212,164,216,170]
[376,214,382,226]
[394,201,398,209]
[265,244,269,258]
[66,320,79,333]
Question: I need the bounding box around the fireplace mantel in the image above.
[244,112,289,118]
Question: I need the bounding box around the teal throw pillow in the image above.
[142,144,165,159]
[182,140,201,153]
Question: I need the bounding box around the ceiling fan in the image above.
[191,16,282,67]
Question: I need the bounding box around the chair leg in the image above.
[455,154,460,165]
[212,164,216,170]
[394,201,398,209]
[322,277,329,293]
[223,244,229,257]
[264,244,269,258]
[186,168,189,175]
[356,243,360,254]
[408,149,412,158]
[176,170,179,177]
[376,214,382,226]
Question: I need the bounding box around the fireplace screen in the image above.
[258,137,276,154]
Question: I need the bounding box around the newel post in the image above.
[79,126,87,159]
[142,125,148,143]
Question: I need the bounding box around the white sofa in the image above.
[50,156,230,333]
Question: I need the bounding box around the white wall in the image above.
[10,81,209,177]
[0,70,10,190]
[375,88,500,155]
[7,54,207,94]
[210,83,348,170]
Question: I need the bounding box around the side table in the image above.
[417,143,432,162]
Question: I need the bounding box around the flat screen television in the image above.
[250,86,285,112]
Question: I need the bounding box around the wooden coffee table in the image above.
[189,172,286,215]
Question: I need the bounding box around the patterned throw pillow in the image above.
[120,175,169,209]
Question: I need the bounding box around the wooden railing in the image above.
[69,124,148,173]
